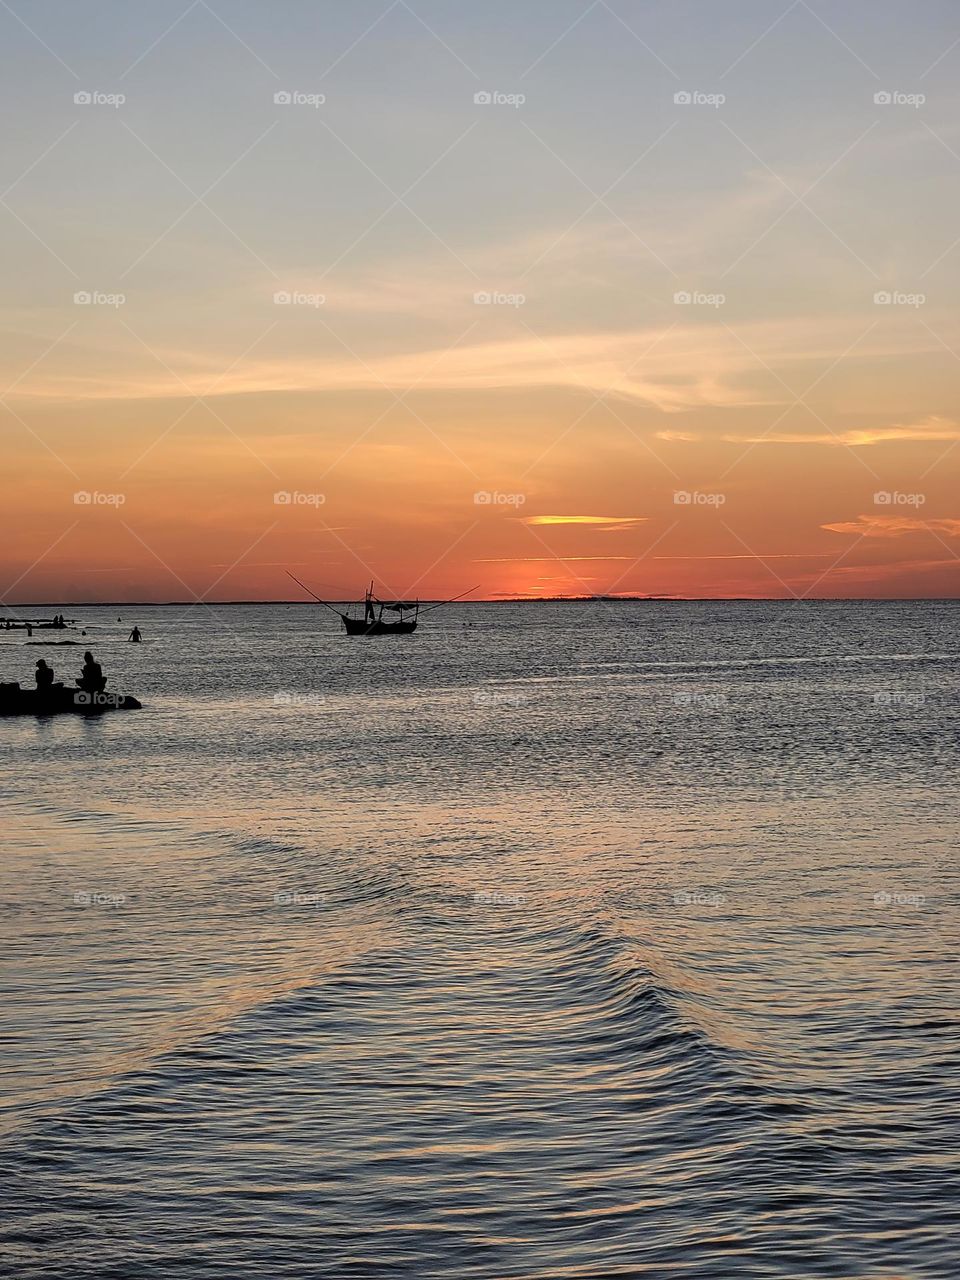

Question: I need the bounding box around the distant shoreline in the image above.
[3,597,956,609]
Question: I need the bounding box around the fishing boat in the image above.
[341,584,418,635]
[287,573,477,636]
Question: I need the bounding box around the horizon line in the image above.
[3,596,958,609]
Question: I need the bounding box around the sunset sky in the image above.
[2,0,959,602]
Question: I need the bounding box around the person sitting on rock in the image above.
[35,659,54,692]
[77,651,106,694]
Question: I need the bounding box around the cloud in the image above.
[474,555,634,562]
[10,314,950,414]
[723,416,960,447]
[519,515,647,530]
[650,553,835,560]
[822,515,960,538]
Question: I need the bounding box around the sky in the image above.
[2,0,959,603]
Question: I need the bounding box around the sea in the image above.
[1,600,957,1279]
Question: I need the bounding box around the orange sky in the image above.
[5,379,958,602]
[2,2,959,602]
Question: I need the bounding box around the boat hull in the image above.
[341,617,417,636]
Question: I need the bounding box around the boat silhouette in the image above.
[286,573,477,636]
[341,583,418,635]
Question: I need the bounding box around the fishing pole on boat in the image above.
[416,585,481,616]
[285,571,347,618]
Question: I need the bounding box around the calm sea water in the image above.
[1,601,957,1279]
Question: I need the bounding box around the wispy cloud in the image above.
[822,515,960,538]
[474,555,634,562]
[724,416,960,447]
[8,315,951,414]
[650,552,836,560]
[519,515,647,529]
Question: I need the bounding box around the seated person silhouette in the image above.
[35,659,54,692]
[77,651,106,695]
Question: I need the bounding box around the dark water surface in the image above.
[1,601,958,1278]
